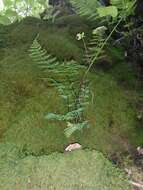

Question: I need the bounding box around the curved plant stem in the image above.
[83,17,123,78]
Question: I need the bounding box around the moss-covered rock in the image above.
[0,16,142,157]
[0,53,141,156]
[0,144,132,190]
[0,16,89,62]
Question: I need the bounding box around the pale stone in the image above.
[137,146,143,155]
[65,143,82,152]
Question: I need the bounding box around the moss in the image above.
[38,27,83,61]
[0,145,132,190]
[0,16,87,62]
[2,94,67,155]
[76,72,141,155]
[0,54,141,156]
[0,16,142,157]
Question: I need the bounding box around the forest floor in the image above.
[0,16,143,189]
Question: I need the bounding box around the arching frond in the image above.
[64,121,90,138]
[29,37,85,79]
[85,26,107,65]
[70,0,101,21]
[29,37,90,137]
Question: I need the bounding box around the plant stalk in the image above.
[83,17,123,78]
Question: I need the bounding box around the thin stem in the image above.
[83,17,123,78]
[82,38,90,64]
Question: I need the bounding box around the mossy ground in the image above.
[0,16,142,158]
[0,144,132,190]
[0,15,143,190]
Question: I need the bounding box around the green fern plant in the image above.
[73,0,136,76]
[29,36,90,137]
[70,0,101,22]
[45,79,90,138]
[29,37,85,78]
[71,0,136,21]
[86,26,107,64]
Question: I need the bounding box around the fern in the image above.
[70,0,102,22]
[29,37,90,137]
[110,0,136,17]
[71,0,136,21]
[74,0,136,75]
[85,26,107,64]
[64,121,90,138]
[45,108,83,121]
[29,38,85,79]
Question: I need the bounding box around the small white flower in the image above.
[76,32,85,40]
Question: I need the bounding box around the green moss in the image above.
[76,72,141,155]
[0,55,141,156]
[0,16,142,157]
[109,63,137,89]
[0,145,132,190]
[2,94,67,155]
[0,16,86,62]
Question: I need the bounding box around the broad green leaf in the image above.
[97,6,118,18]
[110,0,136,17]
[0,15,11,24]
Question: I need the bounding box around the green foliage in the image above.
[71,0,136,21]
[7,17,83,62]
[86,26,107,64]
[29,37,90,137]
[71,0,137,72]
[64,121,89,137]
[71,0,119,22]
[0,16,141,158]
[0,0,48,24]
[45,108,84,121]
[70,0,101,21]
[0,147,132,190]
[97,6,118,18]
[0,15,11,25]
[110,0,136,17]
[29,36,84,80]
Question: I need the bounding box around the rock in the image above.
[137,146,143,155]
[65,143,82,152]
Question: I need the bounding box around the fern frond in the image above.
[45,108,84,121]
[71,0,135,23]
[85,26,107,64]
[111,0,136,16]
[64,121,89,138]
[70,0,101,21]
[29,37,90,138]
[77,80,90,108]
[29,38,59,68]
[29,38,85,79]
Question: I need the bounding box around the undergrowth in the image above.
[0,17,142,157]
[0,146,132,190]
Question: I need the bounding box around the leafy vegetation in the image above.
[28,37,90,137]
[0,0,143,189]
[0,0,48,24]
